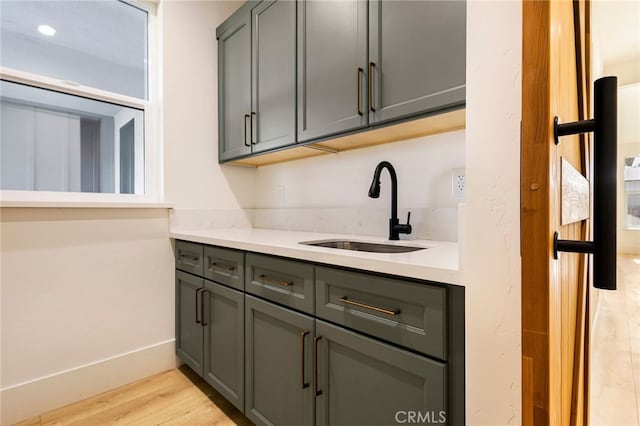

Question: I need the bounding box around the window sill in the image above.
[0,200,172,209]
[0,190,172,209]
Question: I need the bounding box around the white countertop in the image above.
[170,228,463,286]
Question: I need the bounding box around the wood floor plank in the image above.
[13,416,42,426]
[37,367,251,426]
[40,370,184,425]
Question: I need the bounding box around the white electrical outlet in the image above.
[452,168,465,198]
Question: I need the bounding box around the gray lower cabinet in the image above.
[175,241,464,425]
[202,280,245,412]
[175,269,245,412]
[245,295,315,426]
[176,271,204,375]
[368,0,466,125]
[315,320,447,426]
[296,0,368,142]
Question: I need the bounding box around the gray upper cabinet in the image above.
[251,0,296,153]
[245,295,315,426]
[218,4,252,161]
[218,0,466,163]
[315,320,447,426]
[297,0,368,142]
[218,0,296,161]
[368,0,466,125]
[176,271,204,375]
[202,280,245,412]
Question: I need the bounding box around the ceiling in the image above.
[592,0,640,82]
[0,0,147,70]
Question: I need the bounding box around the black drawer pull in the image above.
[209,261,235,272]
[180,254,199,265]
[313,336,322,397]
[257,274,292,287]
[301,331,310,389]
[339,296,400,316]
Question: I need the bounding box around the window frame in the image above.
[0,0,165,207]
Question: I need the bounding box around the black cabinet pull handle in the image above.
[339,296,400,316]
[195,288,202,324]
[301,331,310,389]
[201,290,208,327]
[368,62,376,112]
[257,274,292,287]
[251,112,257,144]
[209,261,235,272]
[243,114,250,147]
[356,67,363,116]
[553,76,617,290]
[313,336,322,397]
[179,253,199,266]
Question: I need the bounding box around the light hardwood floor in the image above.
[14,366,253,426]
[590,254,640,425]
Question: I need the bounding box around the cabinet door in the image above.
[245,295,315,426]
[315,320,447,426]
[297,0,367,142]
[251,0,296,153]
[175,271,204,375]
[218,9,252,161]
[369,0,466,125]
[202,280,245,412]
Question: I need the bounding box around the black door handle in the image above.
[553,76,617,290]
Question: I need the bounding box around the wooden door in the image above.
[521,1,591,425]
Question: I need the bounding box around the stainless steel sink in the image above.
[300,239,426,253]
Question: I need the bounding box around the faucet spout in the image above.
[368,161,411,240]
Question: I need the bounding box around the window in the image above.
[624,156,640,229]
[0,0,158,200]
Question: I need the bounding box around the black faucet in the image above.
[368,161,412,240]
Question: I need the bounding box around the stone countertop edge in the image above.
[170,228,463,286]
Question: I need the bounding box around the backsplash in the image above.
[169,208,254,230]
[253,207,458,241]
[170,206,459,242]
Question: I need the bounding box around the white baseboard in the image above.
[1,339,179,425]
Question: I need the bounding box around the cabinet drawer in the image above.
[175,240,204,276]
[245,253,314,314]
[204,246,244,291]
[315,266,446,359]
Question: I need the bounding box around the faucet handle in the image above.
[406,211,411,225]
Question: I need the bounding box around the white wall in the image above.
[163,0,255,212]
[617,84,640,254]
[463,1,522,424]
[0,208,176,424]
[0,2,262,423]
[255,132,465,210]
[252,131,465,241]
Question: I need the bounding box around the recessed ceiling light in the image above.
[37,25,56,36]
